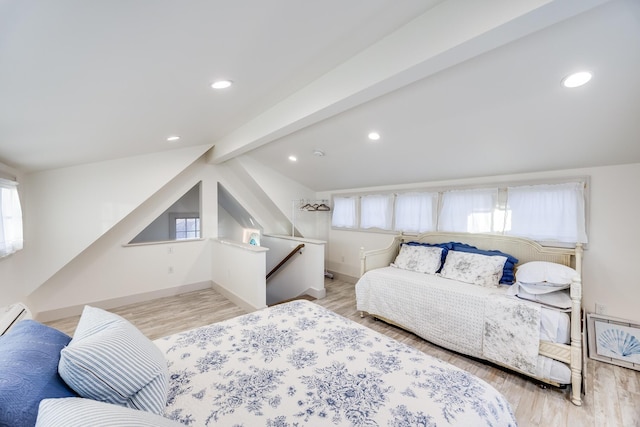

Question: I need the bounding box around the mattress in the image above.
[356,266,572,384]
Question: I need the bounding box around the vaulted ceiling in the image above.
[1,0,639,191]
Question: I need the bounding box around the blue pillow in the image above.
[404,241,453,273]
[450,242,519,284]
[0,320,78,427]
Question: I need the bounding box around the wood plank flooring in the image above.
[46,278,640,427]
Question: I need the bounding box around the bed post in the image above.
[570,243,584,406]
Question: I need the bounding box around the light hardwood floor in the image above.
[46,278,640,427]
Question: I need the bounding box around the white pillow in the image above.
[515,288,572,310]
[58,306,168,415]
[439,250,507,288]
[516,261,578,285]
[36,398,180,427]
[392,244,443,274]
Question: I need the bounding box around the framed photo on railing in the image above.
[587,313,640,371]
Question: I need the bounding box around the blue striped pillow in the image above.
[36,398,180,427]
[58,306,168,415]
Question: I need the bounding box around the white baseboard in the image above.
[211,281,266,312]
[35,281,213,322]
[303,287,326,299]
[327,271,358,284]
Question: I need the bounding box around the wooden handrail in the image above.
[266,244,305,280]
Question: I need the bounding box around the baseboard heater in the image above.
[0,302,31,336]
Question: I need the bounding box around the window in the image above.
[360,194,393,230]
[173,215,201,240]
[394,192,435,233]
[331,178,588,244]
[506,182,587,243]
[438,188,498,233]
[0,178,23,258]
[331,196,357,228]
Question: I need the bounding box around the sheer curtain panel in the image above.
[394,192,435,233]
[360,194,393,230]
[506,182,587,243]
[331,196,357,228]
[0,178,24,258]
[438,188,497,233]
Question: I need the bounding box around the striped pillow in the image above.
[58,306,168,414]
[36,398,180,427]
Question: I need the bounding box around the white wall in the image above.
[30,157,217,319]
[319,163,640,323]
[262,234,326,305]
[211,239,267,310]
[0,144,212,307]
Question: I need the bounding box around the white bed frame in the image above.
[359,231,584,406]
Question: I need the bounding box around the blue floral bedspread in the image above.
[154,300,517,426]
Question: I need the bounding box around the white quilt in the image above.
[356,266,541,376]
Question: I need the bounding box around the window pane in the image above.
[0,180,24,257]
[506,182,587,243]
[438,188,497,233]
[360,194,393,230]
[332,197,357,228]
[394,192,435,233]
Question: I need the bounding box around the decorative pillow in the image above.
[404,241,452,272]
[451,242,518,284]
[440,250,507,288]
[0,320,78,427]
[516,261,578,285]
[392,244,443,274]
[36,398,181,427]
[58,306,168,415]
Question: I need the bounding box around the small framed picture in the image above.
[587,313,640,371]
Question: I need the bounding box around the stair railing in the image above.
[266,243,305,280]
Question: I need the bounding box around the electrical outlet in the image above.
[595,303,606,315]
[168,246,173,254]
[341,256,345,263]
[168,266,174,274]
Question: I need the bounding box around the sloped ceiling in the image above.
[1,0,638,191]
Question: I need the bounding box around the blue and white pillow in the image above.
[440,250,507,288]
[58,306,168,414]
[36,398,180,427]
[392,244,443,274]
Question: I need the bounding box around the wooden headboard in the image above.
[360,232,583,277]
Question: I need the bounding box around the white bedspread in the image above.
[154,300,517,426]
[356,266,542,377]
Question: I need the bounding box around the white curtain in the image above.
[331,196,357,228]
[0,178,24,258]
[360,194,393,230]
[506,182,587,243]
[394,192,435,233]
[438,188,497,233]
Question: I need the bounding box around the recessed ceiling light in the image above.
[211,80,233,89]
[288,155,297,162]
[368,131,381,141]
[167,136,181,142]
[562,71,592,88]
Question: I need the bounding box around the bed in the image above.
[356,232,584,406]
[0,301,518,427]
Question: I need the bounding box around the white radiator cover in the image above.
[0,302,31,335]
